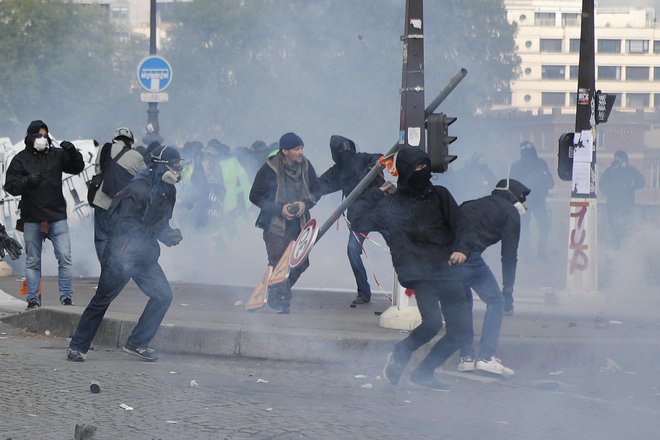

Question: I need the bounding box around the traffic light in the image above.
[427,112,457,173]
[557,132,574,181]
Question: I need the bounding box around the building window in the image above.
[626,66,649,81]
[627,40,649,54]
[569,39,581,53]
[519,14,527,23]
[535,12,556,27]
[540,39,562,52]
[524,67,532,75]
[562,13,580,27]
[654,67,660,80]
[525,40,533,49]
[598,66,622,80]
[542,65,565,79]
[524,94,531,102]
[542,92,565,107]
[654,93,660,107]
[569,92,577,106]
[651,161,660,190]
[654,41,660,54]
[492,91,512,105]
[626,93,649,108]
[610,93,621,108]
[569,65,579,79]
[598,39,621,54]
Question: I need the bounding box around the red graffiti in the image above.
[568,203,589,273]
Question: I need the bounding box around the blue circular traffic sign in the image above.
[136,56,173,92]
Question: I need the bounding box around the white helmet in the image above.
[112,127,134,144]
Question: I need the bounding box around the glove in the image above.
[26,173,42,188]
[60,140,77,153]
[502,287,514,316]
[0,226,22,260]
[158,227,183,247]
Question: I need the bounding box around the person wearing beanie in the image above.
[67,146,184,362]
[249,132,321,314]
[3,120,85,310]
[452,178,531,377]
[600,149,645,248]
[360,147,469,391]
[510,141,554,260]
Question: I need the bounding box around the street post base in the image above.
[379,305,421,330]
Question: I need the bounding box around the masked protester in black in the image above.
[360,147,469,391]
[66,146,183,363]
[319,135,388,306]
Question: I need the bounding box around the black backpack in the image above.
[100,143,135,197]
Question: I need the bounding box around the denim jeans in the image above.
[23,220,73,301]
[460,253,504,360]
[347,231,371,300]
[69,237,172,353]
[94,207,111,262]
[392,279,467,376]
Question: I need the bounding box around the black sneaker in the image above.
[66,347,86,362]
[409,370,451,392]
[60,296,73,306]
[123,344,158,362]
[351,296,370,305]
[383,352,405,385]
[26,298,40,310]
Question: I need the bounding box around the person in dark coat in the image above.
[3,120,85,309]
[319,135,387,306]
[510,141,554,259]
[599,150,645,249]
[362,147,469,391]
[66,146,184,362]
[249,132,321,314]
[454,178,530,376]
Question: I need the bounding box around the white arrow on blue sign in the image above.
[136,55,173,93]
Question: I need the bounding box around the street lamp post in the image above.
[143,0,164,146]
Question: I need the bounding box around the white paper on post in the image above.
[572,161,591,194]
[572,130,593,163]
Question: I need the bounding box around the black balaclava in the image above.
[329,135,357,165]
[396,147,432,194]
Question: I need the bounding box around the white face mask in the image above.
[161,168,181,185]
[33,137,48,152]
[514,201,527,216]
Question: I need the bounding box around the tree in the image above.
[0,0,147,141]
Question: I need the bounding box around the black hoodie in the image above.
[3,121,85,222]
[361,147,468,285]
[319,135,385,231]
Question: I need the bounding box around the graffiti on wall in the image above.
[568,200,589,274]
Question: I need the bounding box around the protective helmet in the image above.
[112,127,135,144]
[151,145,183,172]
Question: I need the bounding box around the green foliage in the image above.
[0,0,147,141]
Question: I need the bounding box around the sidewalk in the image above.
[1,276,659,369]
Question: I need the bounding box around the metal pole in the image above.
[143,0,163,146]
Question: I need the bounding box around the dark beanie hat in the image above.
[279,132,304,150]
[27,120,48,135]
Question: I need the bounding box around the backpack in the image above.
[100,143,135,197]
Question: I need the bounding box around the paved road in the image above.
[1,322,659,440]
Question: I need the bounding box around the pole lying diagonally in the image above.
[315,68,468,243]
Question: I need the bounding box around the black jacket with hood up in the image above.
[455,179,530,291]
[361,147,468,286]
[319,135,385,231]
[3,120,85,223]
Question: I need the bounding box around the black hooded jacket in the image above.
[4,122,85,222]
[319,135,385,231]
[455,179,530,291]
[361,148,468,286]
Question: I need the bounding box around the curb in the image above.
[2,308,660,369]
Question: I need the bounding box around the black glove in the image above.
[158,227,183,247]
[502,287,514,316]
[0,226,22,260]
[25,173,42,188]
[60,140,77,153]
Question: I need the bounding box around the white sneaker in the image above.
[457,356,475,372]
[475,356,515,376]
